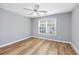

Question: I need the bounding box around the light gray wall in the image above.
[0,8,31,46]
[72,4,79,52]
[0,7,72,46]
[31,12,72,42]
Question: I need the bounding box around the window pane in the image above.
[39,20,46,34]
[47,19,56,34]
[40,29,46,33]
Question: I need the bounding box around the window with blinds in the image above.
[38,18,56,35]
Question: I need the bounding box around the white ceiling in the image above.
[0,3,78,18]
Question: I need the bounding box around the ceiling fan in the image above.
[24,4,47,16]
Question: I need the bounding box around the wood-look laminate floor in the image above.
[0,37,78,55]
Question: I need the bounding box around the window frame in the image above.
[38,18,56,35]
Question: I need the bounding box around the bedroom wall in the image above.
[31,12,72,42]
[0,8,31,46]
[72,4,79,52]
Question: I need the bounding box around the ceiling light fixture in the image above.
[24,4,47,16]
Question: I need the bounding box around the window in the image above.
[38,19,56,35]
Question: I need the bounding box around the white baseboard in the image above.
[0,36,71,48]
[69,43,79,54]
[32,36,79,54]
[31,36,71,44]
[0,36,31,48]
[0,36,79,54]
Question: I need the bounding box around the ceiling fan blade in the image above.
[38,11,47,13]
[28,12,34,15]
[24,8,34,11]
